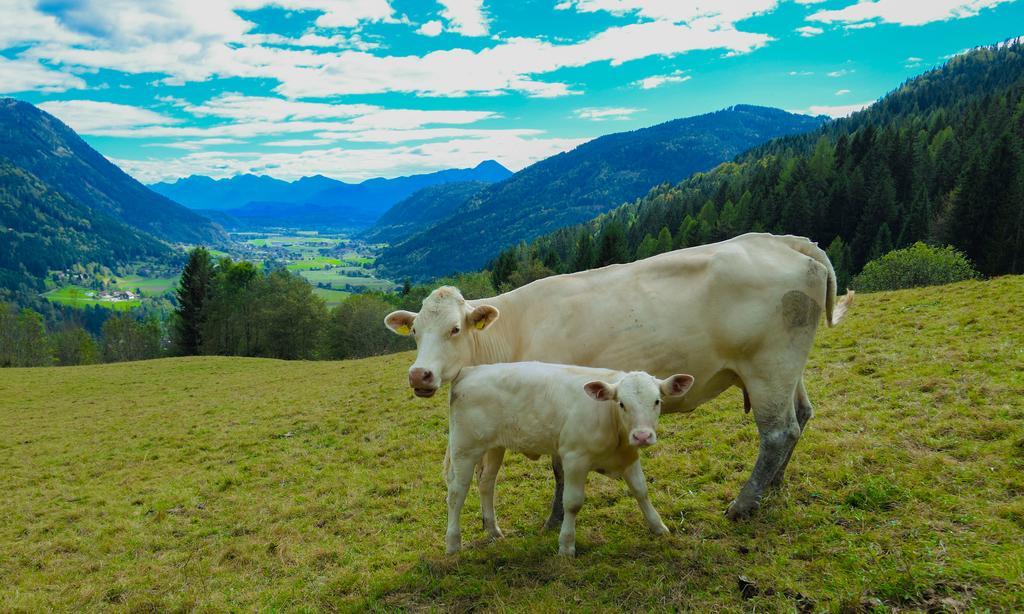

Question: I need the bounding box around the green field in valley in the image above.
[110,275,178,296]
[2,277,1022,611]
[312,287,351,307]
[286,257,344,271]
[40,285,140,311]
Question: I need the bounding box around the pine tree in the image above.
[596,221,628,267]
[172,247,213,355]
[654,226,673,254]
[572,230,596,272]
[636,233,658,260]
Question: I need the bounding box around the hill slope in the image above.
[2,277,1021,611]
[495,40,1024,288]
[151,160,512,229]
[377,105,826,279]
[0,99,225,246]
[361,180,490,244]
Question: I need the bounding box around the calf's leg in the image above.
[623,461,668,535]
[478,447,505,539]
[558,457,588,557]
[725,378,801,521]
[446,451,481,554]
[543,455,565,532]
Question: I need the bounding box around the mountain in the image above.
[0,98,226,298]
[362,180,490,244]
[150,160,512,229]
[486,39,1024,291]
[376,105,826,279]
[0,99,225,246]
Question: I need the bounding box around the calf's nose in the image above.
[631,430,656,446]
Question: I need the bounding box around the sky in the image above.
[2,0,1022,184]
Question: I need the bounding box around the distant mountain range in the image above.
[150,160,512,229]
[361,180,491,244]
[375,104,827,280]
[0,98,226,298]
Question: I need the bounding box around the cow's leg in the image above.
[558,456,588,557]
[623,460,669,535]
[543,455,565,532]
[478,447,505,539]
[445,450,481,554]
[725,378,800,520]
[769,377,814,489]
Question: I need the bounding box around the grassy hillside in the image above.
[1,277,1022,611]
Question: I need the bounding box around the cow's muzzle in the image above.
[409,368,438,398]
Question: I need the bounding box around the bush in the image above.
[852,242,980,292]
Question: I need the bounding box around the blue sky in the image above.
[2,0,1022,183]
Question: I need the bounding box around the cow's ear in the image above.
[660,374,694,398]
[467,305,499,331]
[384,310,417,336]
[584,380,616,402]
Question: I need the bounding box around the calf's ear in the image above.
[384,310,417,335]
[467,305,499,331]
[584,380,616,401]
[660,374,695,398]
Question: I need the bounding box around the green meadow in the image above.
[2,277,1022,611]
[110,275,178,296]
[40,285,140,311]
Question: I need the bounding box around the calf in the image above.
[445,361,694,556]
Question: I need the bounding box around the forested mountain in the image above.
[0,99,225,246]
[362,180,490,244]
[0,98,225,300]
[484,41,1024,291]
[151,160,512,229]
[377,105,826,279]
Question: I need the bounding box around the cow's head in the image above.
[384,286,499,398]
[584,372,694,447]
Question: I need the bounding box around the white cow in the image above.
[386,233,853,521]
[445,361,694,556]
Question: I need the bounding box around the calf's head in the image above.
[384,286,499,398]
[584,372,694,447]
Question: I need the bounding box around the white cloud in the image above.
[906,56,923,62]
[808,0,1013,27]
[0,56,85,93]
[574,107,641,121]
[417,20,444,37]
[790,101,873,117]
[827,69,853,77]
[437,0,489,36]
[634,72,691,89]
[114,134,588,182]
[264,138,336,147]
[844,21,876,29]
[150,137,243,150]
[788,70,814,76]
[556,0,780,28]
[7,0,776,98]
[835,88,850,95]
[36,99,178,131]
[796,25,823,37]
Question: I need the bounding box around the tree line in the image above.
[487,41,1024,292]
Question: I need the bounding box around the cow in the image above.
[444,361,695,556]
[385,233,853,522]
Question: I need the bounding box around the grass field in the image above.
[312,287,351,307]
[2,277,1022,611]
[297,268,394,292]
[110,275,178,296]
[286,257,344,271]
[41,285,140,311]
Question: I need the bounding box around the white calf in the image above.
[445,361,694,556]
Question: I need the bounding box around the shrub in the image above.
[852,242,980,292]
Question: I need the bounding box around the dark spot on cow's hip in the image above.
[782,290,820,329]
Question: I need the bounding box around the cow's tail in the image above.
[780,235,854,327]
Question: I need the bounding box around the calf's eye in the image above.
[655,399,660,406]
[450,326,460,336]
[618,402,625,410]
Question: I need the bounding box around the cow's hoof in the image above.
[725,499,758,521]
[542,515,562,533]
[486,527,505,540]
[558,545,576,557]
[651,522,670,536]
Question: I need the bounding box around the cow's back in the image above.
[476,234,831,412]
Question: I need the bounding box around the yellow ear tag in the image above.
[396,325,410,335]
[475,320,486,330]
